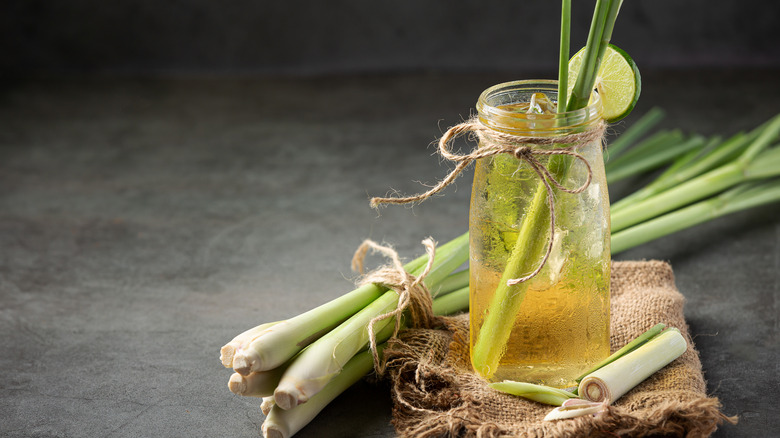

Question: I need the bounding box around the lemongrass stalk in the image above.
[604,107,665,160]
[557,0,571,113]
[260,397,275,416]
[431,285,469,316]
[611,178,780,253]
[273,237,468,409]
[490,381,576,406]
[652,135,722,182]
[611,114,780,231]
[578,328,687,403]
[229,368,286,398]
[612,130,759,212]
[229,352,301,398]
[611,146,780,234]
[744,144,780,178]
[605,130,684,171]
[470,180,551,378]
[231,232,468,375]
[610,135,728,211]
[432,269,468,297]
[262,346,383,438]
[566,0,622,111]
[606,134,706,183]
[575,323,665,382]
[220,321,281,368]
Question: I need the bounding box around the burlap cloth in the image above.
[383,261,735,437]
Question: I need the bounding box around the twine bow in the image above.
[351,238,438,374]
[371,117,605,286]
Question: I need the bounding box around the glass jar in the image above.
[468,80,610,388]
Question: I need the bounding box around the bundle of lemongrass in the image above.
[221,109,780,437]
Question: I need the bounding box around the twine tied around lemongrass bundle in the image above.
[351,237,439,374]
[371,117,606,286]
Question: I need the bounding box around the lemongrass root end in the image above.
[220,344,237,368]
[260,397,275,416]
[232,354,254,376]
[228,373,247,395]
[274,388,306,411]
[262,423,288,438]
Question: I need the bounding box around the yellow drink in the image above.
[468,80,610,387]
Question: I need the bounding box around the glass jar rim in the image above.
[476,79,602,135]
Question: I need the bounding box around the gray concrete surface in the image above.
[1,71,778,437]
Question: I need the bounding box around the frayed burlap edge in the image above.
[384,261,737,438]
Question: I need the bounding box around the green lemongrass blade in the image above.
[612,141,780,233]
[233,232,468,374]
[566,0,611,111]
[490,381,576,406]
[718,178,780,215]
[612,197,719,253]
[579,328,686,403]
[432,285,469,316]
[605,107,665,160]
[575,323,665,382]
[605,130,684,172]
[746,146,780,179]
[262,345,383,438]
[607,135,706,184]
[610,146,705,209]
[656,136,722,182]
[273,234,469,408]
[737,113,780,165]
[432,269,468,297]
[669,131,749,182]
[610,136,720,211]
[557,0,571,113]
[610,162,743,232]
[611,179,780,253]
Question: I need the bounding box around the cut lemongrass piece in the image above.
[220,321,281,368]
[489,381,576,406]
[578,328,687,404]
[544,400,608,421]
[575,323,666,382]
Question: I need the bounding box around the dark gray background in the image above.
[1,2,779,438]
[2,0,779,76]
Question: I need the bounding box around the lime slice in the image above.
[567,44,641,122]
